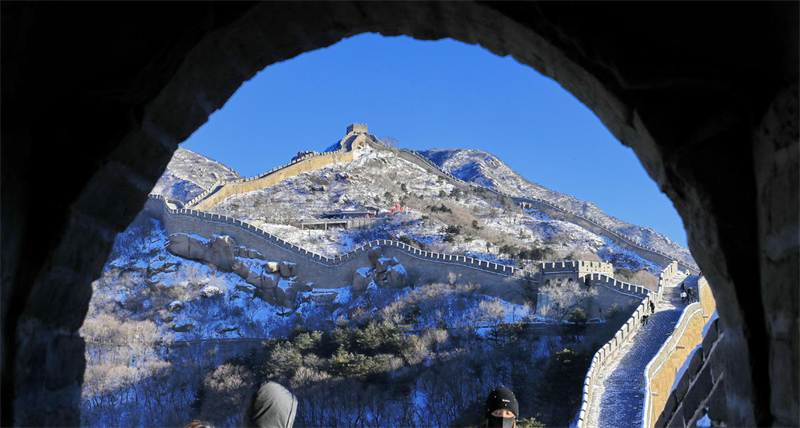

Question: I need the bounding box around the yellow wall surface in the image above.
[645,277,717,428]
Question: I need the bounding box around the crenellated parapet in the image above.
[659,261,680,287]
[185,126,383,211]
[643,276,718,428]
[576,293,657,428]
[145,195,518,277]
[394,147,698,273]
[584,273,651,297]
[174,125,697,274]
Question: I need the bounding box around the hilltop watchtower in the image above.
[346,123,368,134]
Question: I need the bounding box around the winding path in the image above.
[585,271,690,428]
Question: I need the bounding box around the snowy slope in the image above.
[151,147,242,203]
[206,144,659,273]
[418,149,694,267]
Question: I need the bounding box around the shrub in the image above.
[568,308,588,323]
[428,203,452,213]
[569,251,603,262]
[614,268,635,281]
[199,363,252,424]
[631,270,659,289]
[267,342,303,377]
[518,417,547,428]
[293,331,323,354]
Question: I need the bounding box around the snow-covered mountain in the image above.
[201,143,659,273]
[418,148,694,267]
[151,147,242,203]
[86,137,691,427]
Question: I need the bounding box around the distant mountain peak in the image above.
[151,147,242,203]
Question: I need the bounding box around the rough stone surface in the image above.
[368,246,382,267]
[352,269,371,292]
[168,233,237,271]
[2,2,796,426]
[279,261,298,278]
[208,235,236,271]
[172,323,195,333]
[168,301,184,312]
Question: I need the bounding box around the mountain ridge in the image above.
[151,133,694,271]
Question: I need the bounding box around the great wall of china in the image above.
[145,194,656,315]
[146,125,717,427]
[574,261,719,428]
[180,125,697,274]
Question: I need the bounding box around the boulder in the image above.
[259,272,279,289]
[384,264,410,289]
[200,285,222,298]
[172,323,195,333]
[168,233,210,261]
[375,257,393,273]
[231,258,250,278]
[352,268,372,292]
[245,270,262,288]
[235,283,257,294]
[209,235,236,271]
[279,261,298,278]
[247,249,266,260]
[368,246,382,267]
[216,326,238,335]
[265,262,280,273]
[168,300,184,312]
[274,287,291,308]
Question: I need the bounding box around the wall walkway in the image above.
[644,276,718,427]
[578,266,688,428]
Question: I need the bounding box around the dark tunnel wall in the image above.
[2,2,797,426]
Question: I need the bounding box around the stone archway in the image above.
[2,2,797,426]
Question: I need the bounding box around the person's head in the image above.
[485,385,518,428]
[183,420,214,428]
[242,381,298,428]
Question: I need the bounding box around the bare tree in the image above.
[538,280,598,322]
[379,136,399,148]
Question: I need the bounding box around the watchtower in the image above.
[346,123,368,134]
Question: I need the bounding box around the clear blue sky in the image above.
[183,33,688,248]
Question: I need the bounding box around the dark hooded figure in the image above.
[241,381,298,428]
[482,385,519,428]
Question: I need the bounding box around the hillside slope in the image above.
[418,148,695,268]
[151,147,242,203]
[206,143,661,274]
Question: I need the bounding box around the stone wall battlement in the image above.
[146,195,518,277]
[542,260,614,274]
[586,273,651,297]
[576,294,657,428]
[394,147,697,273]
[659,261,680,286]
[185,147,352,209]
[174,133,695,274]
[185,130,384,211]
[643,276,718,428]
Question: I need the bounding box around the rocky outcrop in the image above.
[351,246,410,291]
[168,233,306,308]
[168,233,237,271]
[172,323,195,333]
[279,261,298,278]
[352,268,372,292]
